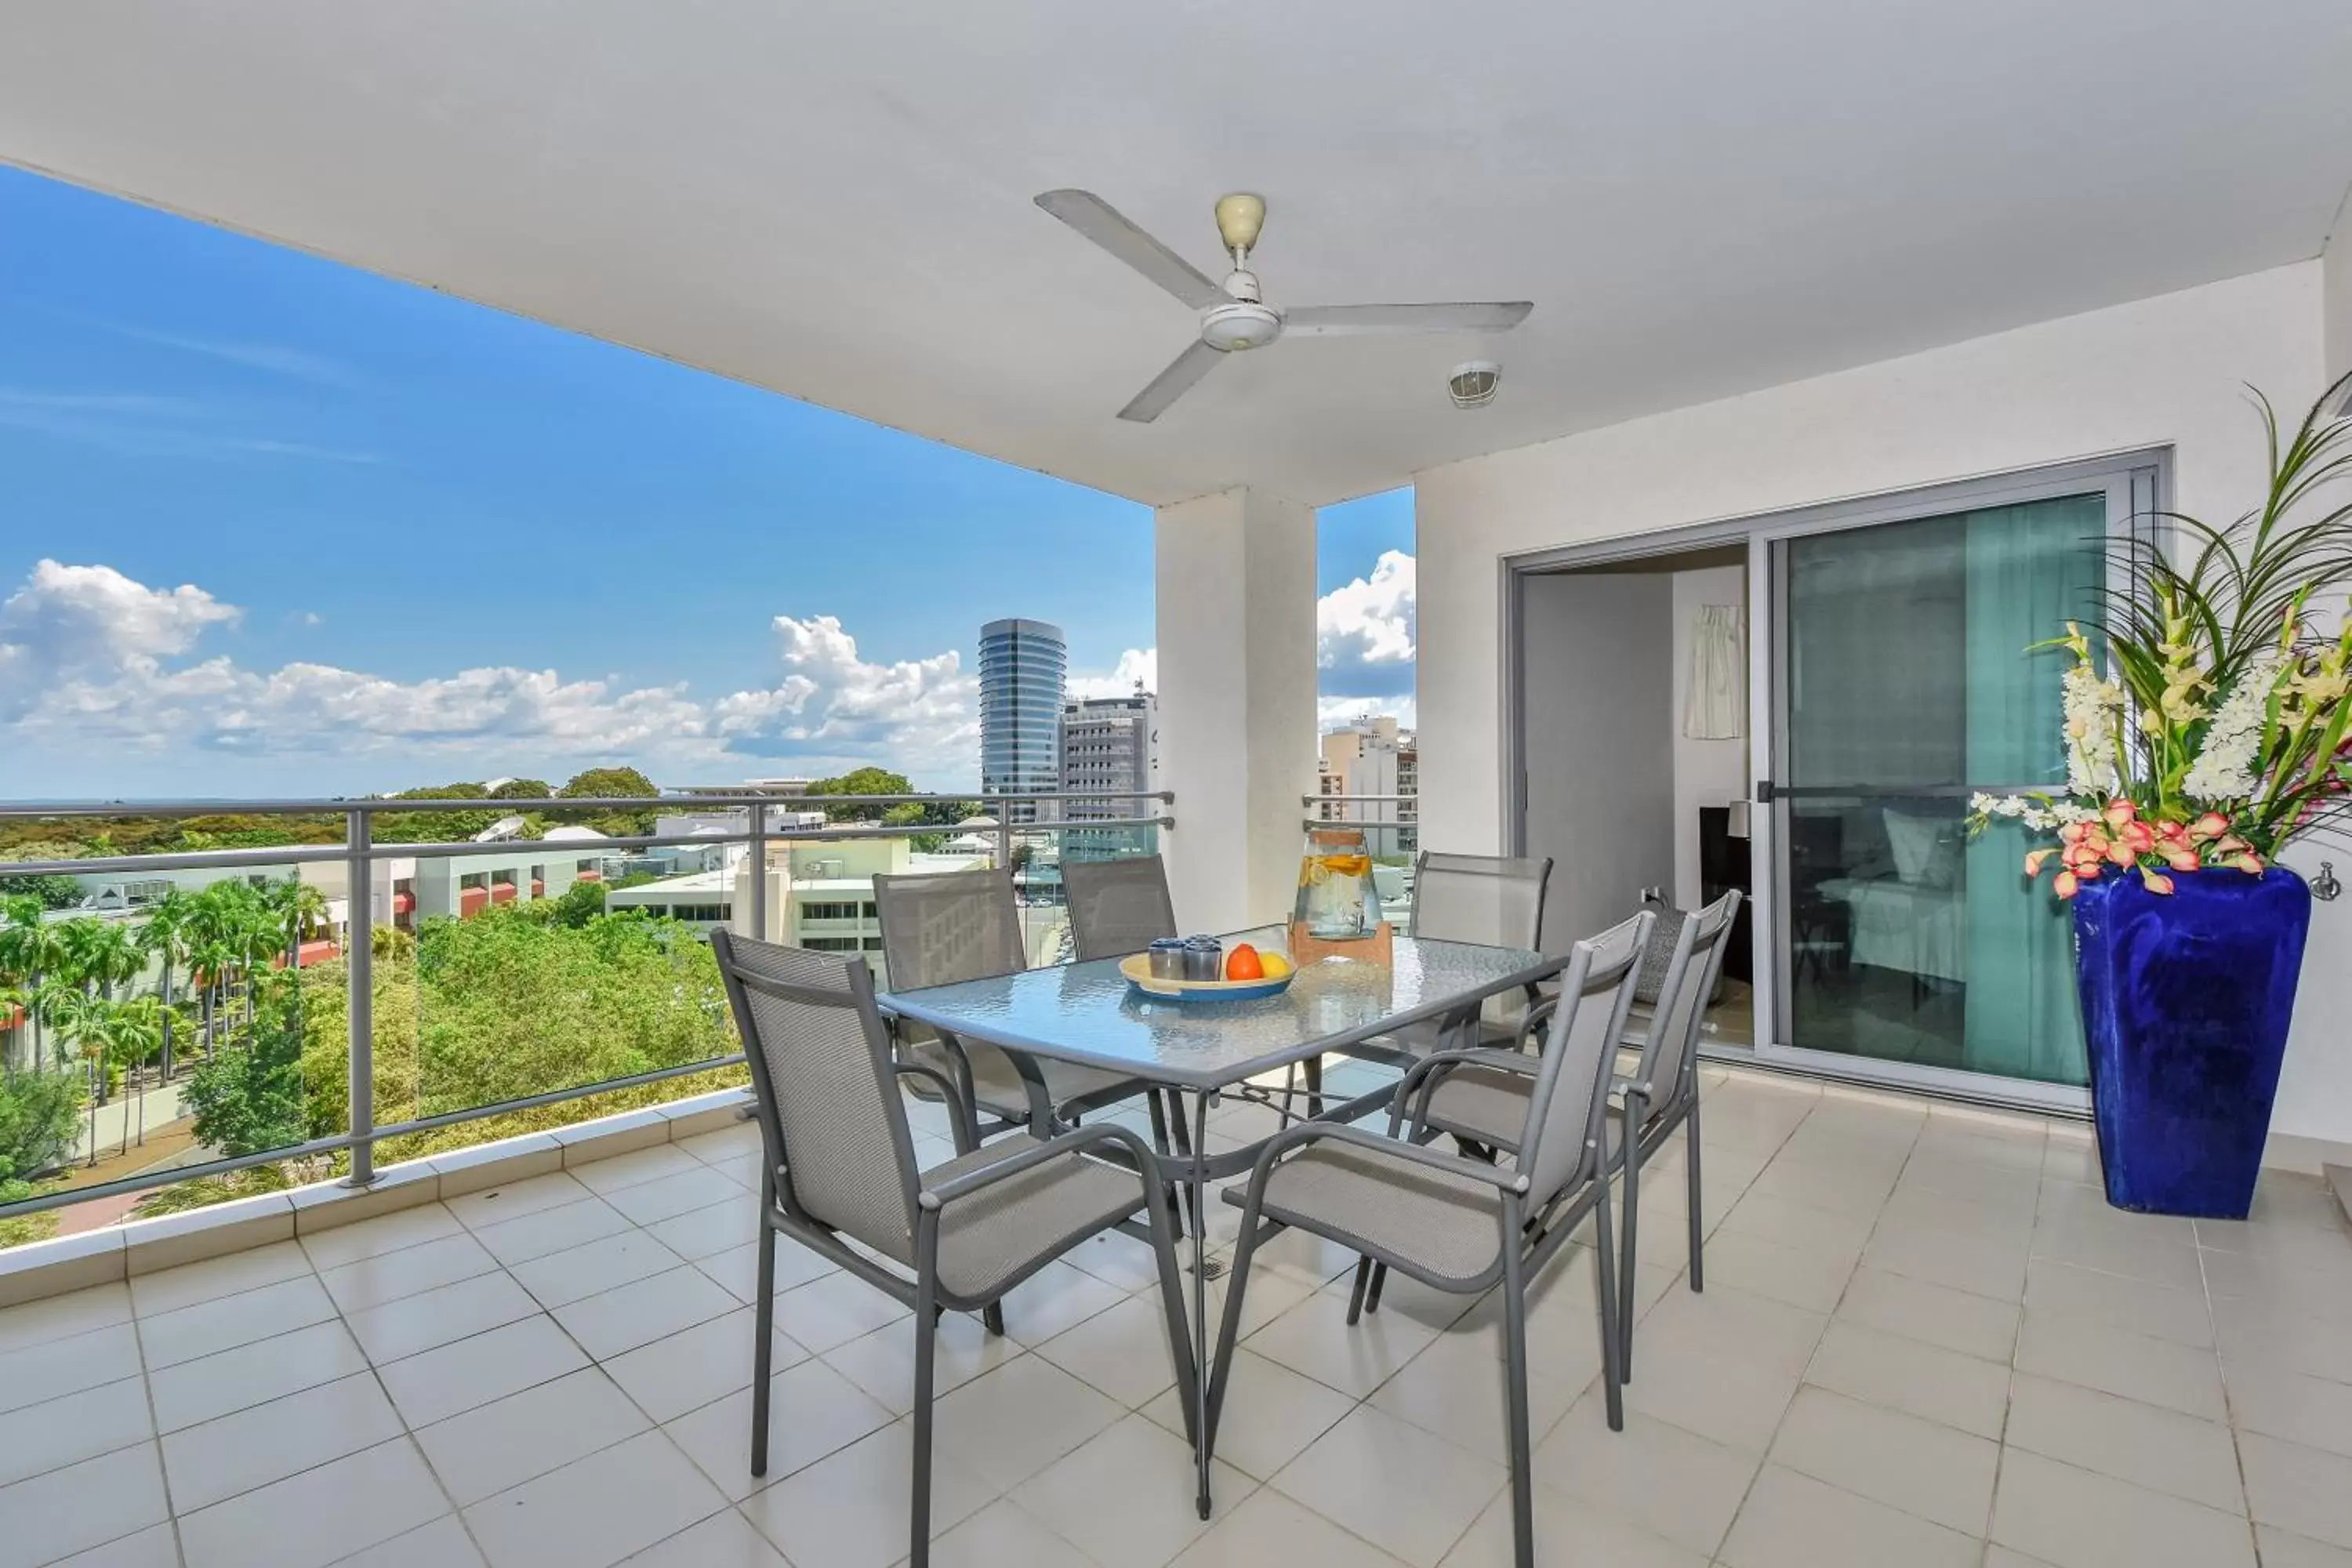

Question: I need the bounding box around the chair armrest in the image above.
[1246,1118,1528,1197]
[1515,996,1559,1050]
[916,1121,1156,1210]
[1388,1045,1545,1137]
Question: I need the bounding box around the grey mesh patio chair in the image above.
[1308,851,1552,1107]
[1062,853,1178,961]
[710,929,1197,1568]
[1394,889,1744,1379]
[1207,912,1650,1568]
[874,867,1154,1140]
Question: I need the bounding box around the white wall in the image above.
[1671,564,1750,910]
[1155,487,1319,935]
[2328,212,2352,395]
[1518,572,1674,950]
[1414,260,2352,1155]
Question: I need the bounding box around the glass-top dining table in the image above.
[879,924,1568,1518]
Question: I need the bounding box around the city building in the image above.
[978,617,1066,823]
[1317,716,1417,858]
[1057,691,1157,861]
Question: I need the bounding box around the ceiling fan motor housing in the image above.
[1200,298,1282,351]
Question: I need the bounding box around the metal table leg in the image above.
[1188,1087,1214,1519]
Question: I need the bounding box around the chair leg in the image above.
[750,1195,778,1478]
[1685,1094,1705,1293]
[1164,1091,1203,1239]
[1591,1174,1625,1432]
[910,1225,939,1568]
[1203,1202,1265,1468]
[1302,1053,1325,1119]
[1499,1204,1536,1568]
[1142,1166,1200,1449]
[1345,1256,1374,1325]
[1365,1260,1388,1314]
[1617,1097,1645,1381]
[1148,1088,1188,1240]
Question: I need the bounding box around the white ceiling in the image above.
[4,2,2350,507]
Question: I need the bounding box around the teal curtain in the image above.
[1960,497,2104,1084]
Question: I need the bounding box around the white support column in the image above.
[2328,210,2352,405]
[1155,487,1319,934]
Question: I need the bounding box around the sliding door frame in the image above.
[1500,446,2168,1114]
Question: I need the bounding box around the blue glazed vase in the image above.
[2071,867,2310,1219]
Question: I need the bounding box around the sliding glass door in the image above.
[1762,469,2147,1098]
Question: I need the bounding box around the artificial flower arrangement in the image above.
[1970,374,2352,895]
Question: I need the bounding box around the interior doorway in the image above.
[1512,543,1755,1048]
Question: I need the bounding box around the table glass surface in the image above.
[879,927,1560,1090]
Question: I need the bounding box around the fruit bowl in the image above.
[1119,952,1296,1004]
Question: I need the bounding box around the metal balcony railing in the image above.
[0,789,1173,1228]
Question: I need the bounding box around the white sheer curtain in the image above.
[1682,604,1746,739]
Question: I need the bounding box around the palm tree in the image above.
[34,984,107,1163]
[264,879,332,1030]
[0,897,68,1075]
[59,919,143,1004]
[94,999,164,1157]
[138,889,194,1080]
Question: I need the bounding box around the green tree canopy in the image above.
[555,767,660,833]
[806,768,915,822]
[490,778,553,800]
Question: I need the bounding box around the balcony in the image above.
[3,1052,2349,1568]
[0,796,2347,1568]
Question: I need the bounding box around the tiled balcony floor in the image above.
[5,1067,2352,1568]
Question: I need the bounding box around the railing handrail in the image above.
[0,789,1174,821]
[0,786,1176,1225]
[1301,793,1418,805]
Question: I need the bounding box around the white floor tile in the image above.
[1766,1385,1998,1535]
[570,1145,705,1196]
[738,1420,995,1568]
[2240,1431,2352,1552]
[603,1308,809,1425]
[1142,1346,1356,1482]
[693,1234,836,1305]
[603,1168,747,1227]
[1531,1394,1759,1559]
[930,1355,1124,1492]
[1719,1463,1980,1568]
[1013,1413,1251,1568]
[136,1273,337,1368]
[471,1196,634,1268]
[0,1374,152,1488]
[0,1284,133,1358]
[378,1314,590,1428]
[326,1514,488,1567]
[0,1442,170,1568]
[445,1172,594,1231]
[463,1429,727,1568]
[643,1200,760,1262]
[1989,1448,2256,1568]
[1241,1282,1441,1399]
[1833,1265,2018,1363]
[318,1231,500,1316]
[768,1267,912,1352]
[662,1356,894,1498]
[2003,1372,2244,1515]
[47,1523,181,1568]
[416,1367,652,1507]
[619,1508,789,1566]
[1441,1479,1706,1568]
[2257,1527,2352,1567]
[298,1203,466,1272]
[178,1438,450,1568]
[162,1371,404,1512]
[994,1258,1128,1347]
[1804,1319,2009,1439]
[931,1498,1102,1568]
[1270,1405,1504,1568]
[1034,1292,1188,1408]
[0,1321,142,1417]
[510,1230,684,1310]
[2014,1309,2226,1421]
[148,1318,371,1432]
[344,1269,543,1365]
[822,1309,1021,1417]
[129,1240,313,1317]
[551,1265,738,1360]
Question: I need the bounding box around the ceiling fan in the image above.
[1035,189,1534,423]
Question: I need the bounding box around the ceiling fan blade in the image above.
[1283,301,1534,336]
[1036,190,1224,311]
[1117,340,1224,423]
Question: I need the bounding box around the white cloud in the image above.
[1317,549,1416,699]
[1317,694,1417,735]
[1,553,1420,791]
[1067,648,1156,702]
[714,615,979,778]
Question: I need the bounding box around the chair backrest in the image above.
[873,867,1027,991]
[709,929,920,1263]
[1632,889,1743,1112]
[1514,910,1652,1205]
[1407,851,1552,950]
[1062,855,1178,961]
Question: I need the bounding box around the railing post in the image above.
[746,802,769,940]
[344,807,376,1189]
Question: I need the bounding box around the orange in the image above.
[1225,943,1264,981]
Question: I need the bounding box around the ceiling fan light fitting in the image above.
[1200,299,1282,352]
[1448,360,1502,408]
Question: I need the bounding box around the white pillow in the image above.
[1883,809,1958,889]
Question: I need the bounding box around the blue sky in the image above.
[0,166,1415,797]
